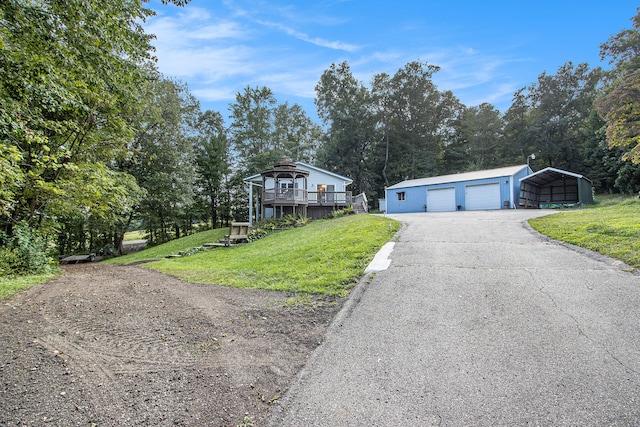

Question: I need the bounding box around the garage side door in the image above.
[426,187,456,212]
[465,183,501,210]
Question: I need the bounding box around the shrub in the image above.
[0,222,55,276]
[247,214,309,242]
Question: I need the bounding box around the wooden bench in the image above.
[223,222,250,246]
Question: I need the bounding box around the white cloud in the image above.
[146,9,248,48]
[145,7,260,82]
[255,19,360,52]
[192,86,238,102]
[259,71,320,99]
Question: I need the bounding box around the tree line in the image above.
[1,1,639,275]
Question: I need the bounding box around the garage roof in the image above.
[387,165,529,190]
[519,167,592,185]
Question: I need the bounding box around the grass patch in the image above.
[529,195,640,269]
[283,293,314,307]
[0,272,58,300]
[104,228,229,264]
[123,230,147,241]
[141,215,400,296]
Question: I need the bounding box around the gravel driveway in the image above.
[268,210,640,426]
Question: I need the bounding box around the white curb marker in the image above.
[365,242,395,273]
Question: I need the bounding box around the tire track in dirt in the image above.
[1,263,343,426]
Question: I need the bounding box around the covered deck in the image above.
[244,157,356,224]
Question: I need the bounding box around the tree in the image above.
[501,88,536,165]
[0,143,22,215]
[503,62,603,172]
[457,103,504,170]
[371,61,464,187]
[228,86,319,175]
[272,102,322,163]
[315,62,377,194]
[55,166,144,255]
[124,77,201,244]
[193,110,230,229]
[0,0,158,237]
[228,86,277,173]
[385,61,448,180]
[596,9,640,163]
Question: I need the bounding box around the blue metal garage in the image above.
[385,165,532,213]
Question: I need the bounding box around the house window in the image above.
[397,191,406,201]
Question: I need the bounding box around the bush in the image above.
[247,214,310,242]
[0,223,55,276]
[326,207,354,219]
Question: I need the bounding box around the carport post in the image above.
[578,179,584,205]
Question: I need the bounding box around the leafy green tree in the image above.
[501,88,536,165]
[0,143,23,215]
[55,167,144,254]
[193,110,230,229]
[388,61,450,179]
[451,103,505,171]
[530,63,602,170]
[229,86,277,173]
[370,72,395,188]
[0,0,157,238]
[596,9,640,163]
[228,86,319,175]
[371,61,464,187]
[503,62,603,172]
[272,102,322,163]
[315,62,377,194]
[124,77,200,244]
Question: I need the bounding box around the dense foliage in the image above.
[1,2,639,275]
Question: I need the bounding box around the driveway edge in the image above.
[265,220,408,426]
[523,218,638,275]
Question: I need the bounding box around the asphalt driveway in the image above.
[267,210,640,426]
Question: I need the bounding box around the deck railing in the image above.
[262,190,352,206]
[308,191,352,206]
[263,189,308,204]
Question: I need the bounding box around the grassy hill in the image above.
[107,214,401,296]
[105,228,229,264]
[528,195,640,269]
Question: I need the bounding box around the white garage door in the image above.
[465,183,502,210]
[426,187,456,212]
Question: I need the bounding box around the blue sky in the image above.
[145,0,638,122]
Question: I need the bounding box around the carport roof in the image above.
[519,167,592,186]
[387,165,529,190]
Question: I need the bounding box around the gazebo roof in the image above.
[260,157,309,177]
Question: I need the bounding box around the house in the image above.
[385,165,532,213]
[244,157,357,224]
[519,167,594,208]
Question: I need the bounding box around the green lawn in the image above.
[529,195,640,269]
[123,230,147,241]
[12,196,635,300]
[105,228,229,264]
[0,272,58,300]
[136,215,400,296]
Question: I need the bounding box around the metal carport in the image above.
[519,167,593,208]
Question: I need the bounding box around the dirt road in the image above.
[0,264,342,426]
